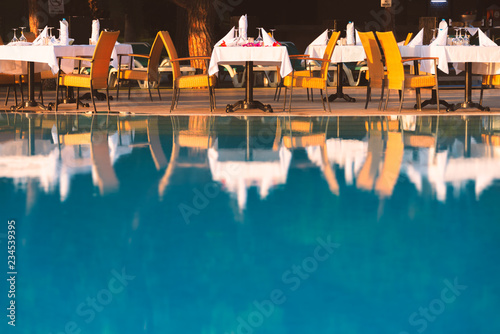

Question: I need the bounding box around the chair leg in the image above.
[157,82,161,101]
[106,86,111,112]
[282,86,288,112]
[365,85,371,109]
[320,89,326,111]
[40,81,44,105]
[435,86,440,113]
[274,82,282,101]
[384,89,390,111]
[90,81,97,113]
[208,86,213,112]
[378,81,385,111]
[116,76,120,101]
[76,88,80,110]
[479,85,484,106]
[147,82,153,101]
[55,77,60,112]
[170,87,177,113]
[288,84,294,112]
[5,86,11,106]
[175,88,180,108]
[128,80,131,100]
[325,84,331,113]
[399,89,404,113]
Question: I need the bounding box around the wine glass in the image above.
[452,27,460,45]
[269,29,276,39]
[19,27,27,42]
[462,28,470,46]
[11,28,18,43]
[255,28,263,46]
[430,28,437,44]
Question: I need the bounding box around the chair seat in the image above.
[404,74,436,88]
[176,74,216,89]
[283,75,326,89]
[119,68,149,81]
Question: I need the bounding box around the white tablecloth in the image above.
[208,46,293,78]
[0,43,132,75]
[307,44,500,75]
[306,45,366,64]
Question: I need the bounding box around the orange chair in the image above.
[281,31,341,112]
[55,31,120,113]
[376,31,440,112]
[116,31,166,101]
[160,31,216,112]
[358,31,386,110]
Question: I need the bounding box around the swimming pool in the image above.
[1,113,500,333]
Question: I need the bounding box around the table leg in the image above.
[12,62,52,112]
[326,63,356,103]
[226,61,273,113]
[449,62,490,111]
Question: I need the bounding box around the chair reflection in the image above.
[159,116,215,198]
[281,117,339,195]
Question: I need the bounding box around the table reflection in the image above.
[2,113,500,211]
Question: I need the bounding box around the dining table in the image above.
[308,43,500,111]
[306,44,366,103]
[208,45,293,113]
[0,43,132,111]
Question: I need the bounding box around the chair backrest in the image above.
[404,32,413,45]
[376,31,404,90]
[147,31,167,81]
[159,31,181,82]
[320,31,340,79]
[90,30,120,87]
[358,31,384,86]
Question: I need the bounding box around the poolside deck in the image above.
[3,85,500,116]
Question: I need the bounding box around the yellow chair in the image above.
[281,31,341,112]
[480,75,500,106]
[55,30,120,113]
[116,31,166,101]
[404,32,413,45]
[376,31,440,112]
[358,31,386,110]
[160,31,216,112]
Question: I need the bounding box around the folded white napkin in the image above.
[406,28,424,46]
[261,28,277,46]
[355,29,362,45]
[59,19,69,45]
[465,27,478,36]
[216,26,236,46]
[91,19,100,44]
[346,22,355,45]
[33,26,48,45]
[310,29,329,46]
[430,26,447,46]
[478,29,497,46]
[238,15,247,41]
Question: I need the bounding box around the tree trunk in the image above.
[186,0,213,71]
[28,0,41,35]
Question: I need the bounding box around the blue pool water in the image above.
[1,113,500,334]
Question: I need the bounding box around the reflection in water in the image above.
[2,114,500,209]
[2,113,500,333]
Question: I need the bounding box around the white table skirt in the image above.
[307,44,500,75]
[209,46,293,78]
[0,43,132,75]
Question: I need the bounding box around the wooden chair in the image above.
[358,31,386,110]
[480,75,500,106]
[160,31,216,112]
[404,32,413,45]
[376,31,440,112]
[116,31,165,101]
[281,31,341,112]
[55,31,120,113]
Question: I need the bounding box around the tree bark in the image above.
[28,0,41,35]
[186,0,213,71]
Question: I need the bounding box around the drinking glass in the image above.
[430,29,437,44]
[255,28,263,46]
[19,27,27,42]
[269,29,276,39]
[11,28,18,43]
